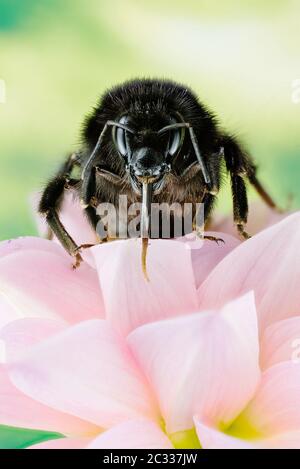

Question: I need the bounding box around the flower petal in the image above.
[0,365,97,435]
[0,248,104,324]
[194,419,255,449]
[0,236,67,260]
[241,362,300,436]
[0,295,19,332]
[260,431,300,449]
[198,213,300,332]
[260,316,300,370]
[87,420,173,449]
[92,239,199,335]
[8,320,158,428]
[187,232,240,288]
[211,202,289,238]
[195,419,300,449]
[128,292,260,434]
[0,318,66,362]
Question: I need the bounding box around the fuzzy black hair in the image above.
[82,78,220,154]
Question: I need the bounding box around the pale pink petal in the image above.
[8,320,158,428]
[0,249,104,324]
[29,192,51,238]
[188,232,240,288]
[0,318,66,362]
[198,212,300,332]
[194,419,255,449]
[0,295,19,332]
[128,292,260,434]
[0,365,98,435]
[31,191,97,246]
[241,362,300,436]
[211,201,288,237]
[87,420,173,449]
[259,431,300,449]
[29,437,91,449]
[91,239,199,335]
[260,316,300,370]
[195,419,300,449]
[0,236,67,260]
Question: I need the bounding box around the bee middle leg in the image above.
[193,193,225,244]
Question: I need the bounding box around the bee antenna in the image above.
[187,126,211,185]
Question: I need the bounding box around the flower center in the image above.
[225,413,262,441]
[168,428,201,449]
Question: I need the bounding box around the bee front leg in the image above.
[193,227,225,244]
[39,174,82,268]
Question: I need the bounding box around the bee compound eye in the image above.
[115,127,127,156]
[168,127,185,156]
[113,115,129,157]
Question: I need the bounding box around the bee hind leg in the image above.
[230,174,251,240]
[222,133,282,240]
[248,172,283,213]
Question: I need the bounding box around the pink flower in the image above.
[211,200,289,238]
[0,202,299,448]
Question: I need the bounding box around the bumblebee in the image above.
[39,78,279,276]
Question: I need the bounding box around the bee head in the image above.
[81,79,217,208]
[112,113,185,193]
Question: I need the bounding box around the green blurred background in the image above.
[0,0,299,448]
[0,0,300,241]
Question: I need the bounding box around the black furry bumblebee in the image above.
[39,78,279,277]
